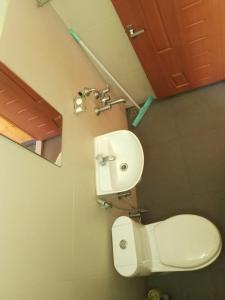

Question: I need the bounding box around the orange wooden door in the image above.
[112,0,224,98]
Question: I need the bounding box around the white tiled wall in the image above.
[0,1,146,299]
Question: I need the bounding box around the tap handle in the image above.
[99,86,110,99]
[82,87,101,99]
[101,95,111,104]
[82,87,96,97]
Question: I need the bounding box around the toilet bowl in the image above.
[112,214,222,277]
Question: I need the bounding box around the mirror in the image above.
[0,61,62,166]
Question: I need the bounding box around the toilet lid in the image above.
[154,215,221,268]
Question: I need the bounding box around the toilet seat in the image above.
[154,214,221,268]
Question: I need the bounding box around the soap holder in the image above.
[74,92,86,114]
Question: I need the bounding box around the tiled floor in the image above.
[133,82,225,300]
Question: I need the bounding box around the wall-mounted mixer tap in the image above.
[110,98,126,106]
[81,86,110,100]
[82,87,100,98]
[98,87,110,99]
[100,95,111,105]
[74,86,126,116]
[95,98,126,116]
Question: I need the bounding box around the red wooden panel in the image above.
[0,62,62,141]
[112,0,224,98]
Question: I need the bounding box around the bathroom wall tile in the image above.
[0,1,146,300]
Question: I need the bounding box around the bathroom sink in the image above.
[94,130,144,195]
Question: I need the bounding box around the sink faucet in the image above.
[96,154,116,166]
[95,98,126,115]
[110,98,126,105]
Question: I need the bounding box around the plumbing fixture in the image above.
[95,98,126,115]
[95,104,111,116]
[81,86,110,100]
[120,163,128,171]
[129,208,150,223]
[117,190,131,199]
[110,98,126,106]
[129,211,142,219]
[100,95,111,105]
[95,130,144,195]
[82,87,100,98]
[96,198,112,209]
[98,87,110,100]
[73,86,111,114]
[96,154,116,166]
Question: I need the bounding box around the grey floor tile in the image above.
[147,269,216,300]
[137,140,192,223]
[133,99,178,147]
[208,251,225,299]
[180,128,225,194]
[170,81,225,138]
[139,140,190,198]
[169,91,212,138]
[133,81,225,300]
[147,273,185,300]
[188,191,225,245]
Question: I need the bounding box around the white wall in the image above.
[0,1,146,299]
[51,0,155,105]
[0,0,9,38]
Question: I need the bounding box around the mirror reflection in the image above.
[0,61,62,166]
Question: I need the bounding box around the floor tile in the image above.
[133,81,225,299]
[170,82,225,138]
[180,129,225,194]
[137,140,192,223]
[133,99,178,147]
[170,91,211,138]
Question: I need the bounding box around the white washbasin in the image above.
[94,130,144,195]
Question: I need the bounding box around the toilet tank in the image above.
[112,216,152,277]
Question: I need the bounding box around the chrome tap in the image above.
[96,154,116,166]
[101,95,111,105]
[110,98,126,105]
[82,87,100,98]
[98,87,110,100]
[95,104,111,116]
[95,98,126,115]
[82,86,110,100]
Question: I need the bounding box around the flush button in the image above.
[119,239,128,249]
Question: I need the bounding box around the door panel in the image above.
[0,62,62,141]
[112,0,224,98]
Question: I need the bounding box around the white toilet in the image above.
[112,214,222,277]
